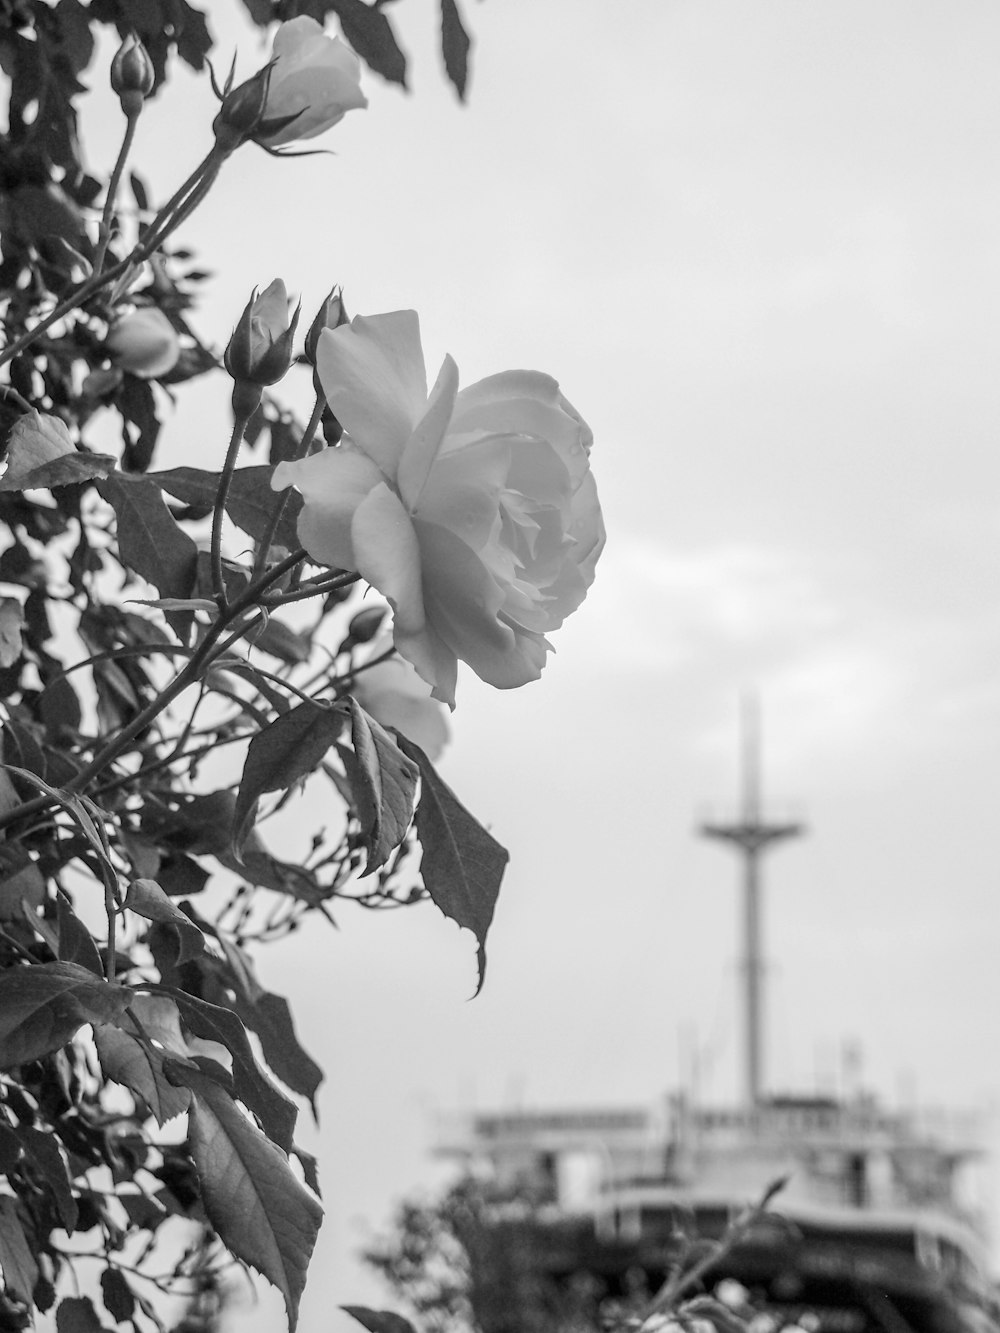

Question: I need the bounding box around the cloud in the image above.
[584,536,1000,781]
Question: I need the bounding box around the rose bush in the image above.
[272,310,605,706]
[258,16,368,148]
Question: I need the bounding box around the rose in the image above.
[271,310,605,706]
[104,307,180,380]
[259,18,367,146]
[213,17,367,152]
[353,637,450,761]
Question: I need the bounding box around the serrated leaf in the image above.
[331,0,408,86]
[440,0,471,100]
[171,992,298,1153]
[93,1022,192,1128]
[97,474,199,605]
[16,1125,78,1233]
[0,598,23,668]
[124,879,205,963]
[218,953,323,1113]
[2,409,114,493]
[341,1308,419,1333]
[396,737,508,995]
[0,451,116,492]
[344,697,418,874]
[0,962,131,1069]
[0,1195,37,1303]
[149,465,303,552]
[182,1068,322,1332]
[55,1295,104,1333]
[233,702,345,851]
[57,894,104,975]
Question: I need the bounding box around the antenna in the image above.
[699,694,804,1108]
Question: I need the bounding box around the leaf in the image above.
[57,894,104,975]
[215,946,323,1113]
[252,617,311,664]
[341,1309,420,1333]
[233,702,345,851]
[2,409,114,492]
[0,1195,38,1304]
[149,466,303,552]
[330,0,408,87]
[344,697,418,874]
[171,992,298,1153]
[440,0,471,100]
[97,474,199,605]
[0,452,116,492]
[0,961,131,1069]
[93,1020,192,1128]
[16,1125,78,1233]
[100,1268,135,1324]
[181,1067,322,1333]
[55,1296,105,1333]
[396,737,508,995]
[0,598,23,668]
[124,879,205,964]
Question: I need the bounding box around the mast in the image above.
[699,695,804,1108]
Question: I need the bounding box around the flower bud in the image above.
[212,66,272,154]
[345,605,387,647]
[110,32,154,118]
[304,287,349,367]
[224,280,300,391]
[104,307,180,380]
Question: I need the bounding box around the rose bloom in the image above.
[272,310,605,707]
[353,638,450,762]
[104,307,180,380]
[257,17,367,148]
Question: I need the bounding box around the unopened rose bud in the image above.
[104,307,180,380]
[212,66,272,154]
[345,605,387,647]
[110,32,154,118]
[304,287,348,367]
[224,280,300,414]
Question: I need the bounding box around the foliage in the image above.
[361,1176,794,1333]
[0,2,507,1330]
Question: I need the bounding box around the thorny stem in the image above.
[0,146,227,370]
[212,407,255,607]
[94,112,140,276]
[251,390,326,584]
[263,570,359,607]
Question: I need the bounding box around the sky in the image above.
[71,1,1000,1327]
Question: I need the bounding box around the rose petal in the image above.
[272,445,383,570]
[351,482,425,638]
[416,520,550,690]
[415,435,510,551]
[316,312,428,479]
[397,354,459,512]
[395,621,459,709]
[451,370,591,488]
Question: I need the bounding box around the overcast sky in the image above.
[77,2,1000,1327]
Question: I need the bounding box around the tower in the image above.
[699,696,804,1108]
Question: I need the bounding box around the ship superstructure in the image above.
[434,703,996,1331]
